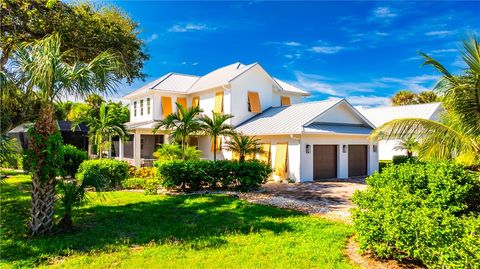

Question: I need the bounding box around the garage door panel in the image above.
[313,145,337,180]
[348,145,367,177]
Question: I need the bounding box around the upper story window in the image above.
[133,101,137,117]
[214,91,223,114]
[281,96,291,106]
[192,96,200,107]
[147,98,151,114]
[247,91,261,113]
[140,99,144,116]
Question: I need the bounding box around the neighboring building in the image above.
[358,102,443,160]
[120,62,379,182]
[7,121,89,151]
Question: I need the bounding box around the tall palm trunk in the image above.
[29,104,58,235]
[213,136,217,161]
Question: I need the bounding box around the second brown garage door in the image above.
[313,145,337,180]
[348,145,367,177]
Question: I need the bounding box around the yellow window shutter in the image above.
[211,137,222,152]
[192,96,200,107]
[232,151,240,161]
[214,91,223,113]
[259,143,271,163]
[162,96,172,117]
[281,96,291,106]
[274,143,288,177]
[248,92,262,113]
[177,97,187,110]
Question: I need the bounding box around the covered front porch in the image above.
[113,121,169,167]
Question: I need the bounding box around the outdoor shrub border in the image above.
[77,159,128,188]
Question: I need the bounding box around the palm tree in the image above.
[79,103,127,159]
[372,36,480,169]
[199,113,235,161]
[153,103,203,158]
[224,133,262,162]
[393,137,419,157]
[417,91,439,104]
[10,34,123,235]
[391,90,418,106]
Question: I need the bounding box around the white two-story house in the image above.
[115,62,379,182]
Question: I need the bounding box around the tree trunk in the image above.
[29,104,59,236]
[213,136,217,161]
[59,212,74,231]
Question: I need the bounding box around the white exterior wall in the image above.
[128,92,188,123]
[229,65,275,126]
[271,92,303,107]
[312,103,364,124]
[300,134,379,182]
[378,139,406,160]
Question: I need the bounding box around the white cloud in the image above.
[431,48,457,53]
[425,30,454,37]
[346,95,391,107]
[379,74,440,92]
[373,7,397,19]
[168,23,215,33]
[284,41,301,46]
[145,33,158,43]
[309,46,344,54]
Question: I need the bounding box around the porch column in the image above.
[108,136,112,159]
[133,133,141,167]
[163,134,170,144]
[119,137,124,161]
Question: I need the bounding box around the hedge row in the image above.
[77,159,128,188]
[155,160,272,191]
[352,161,480,268]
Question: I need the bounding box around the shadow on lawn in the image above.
[1,178,302,266]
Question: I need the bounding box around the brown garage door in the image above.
[313,145,337,180]
[348,145,367,177]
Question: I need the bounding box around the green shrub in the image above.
[143,178,161,195]
[77,159,128,188]
[352,161,480,268]
[392,155,417,165]
[121,177,147,189]
[62,144,88,177]
[155,160,271,192]
[378,160,392,173]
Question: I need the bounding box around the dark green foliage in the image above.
[155,160,272,192]
[24,128,64,181]
[378,160,392,173]
[62,145,88,177]
[77,159,128,188]
[352,161,480,268]
[392,155,417,165]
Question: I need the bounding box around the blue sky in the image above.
[111,1,479,107]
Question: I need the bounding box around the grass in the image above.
[1,174,356,269]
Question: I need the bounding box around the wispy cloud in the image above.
[145,33,158,43]
[168,23,216,33]
[373,7,398,19]
[309,46,344,54]
[378,74,440,92]
[345,95,391,107]
[425,30,454,37]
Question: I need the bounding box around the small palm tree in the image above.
[417,91,439,104]
[372,36,480,169]
[153,103,203,158]
[393,137,419,157]
[10,33,123,235]
[199,113,235,161]
[80,103,127,159]
[224,133,262,162]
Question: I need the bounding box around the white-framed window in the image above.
[133,101,137,117]
[147,98,151,114]
[140,99,144,116]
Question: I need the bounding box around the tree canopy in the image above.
[391,90,440,106]
[1,0,148,82]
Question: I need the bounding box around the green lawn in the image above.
[1,173,356,269]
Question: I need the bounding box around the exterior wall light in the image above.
[342,145,347,153]
[373,144,378,153]
[306,144,311,154]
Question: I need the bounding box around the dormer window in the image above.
[147,98,151,114]
[133,101,137,117]
[281,96,291,106]
[140,99,144,116]
[248,92,261,113]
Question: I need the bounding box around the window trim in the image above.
[140,99,144,116]
[147,98,151,114]
[133,101,137,117]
